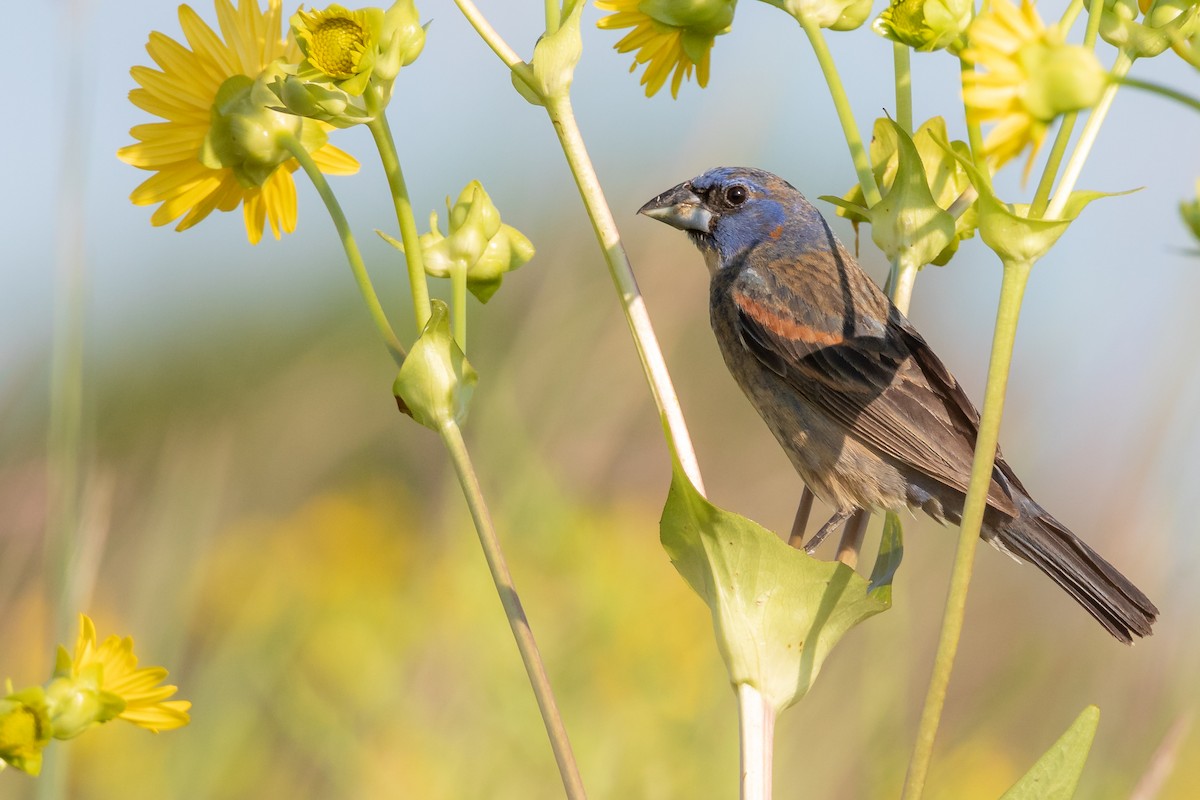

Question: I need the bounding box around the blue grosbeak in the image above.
[639,166,1157,643]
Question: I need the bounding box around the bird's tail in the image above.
[991,510,1158,643]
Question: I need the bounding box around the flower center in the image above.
[309,17,367,78]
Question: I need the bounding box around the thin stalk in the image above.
[893,43,913,134]
[544,93,707,494]
[959,60,987,172]
[890,257,919,316]
[799,16,882,207]
[450,264,468,350]
[1046,52,1133,219]
[1115,74,1200,115]
[367,110,433,333]
[737,684,776,800]
[283,135,406,365]
[901,258,1033,799]
[1030,0,1106,216]
[544,0,560,32]
[439,420,587,800]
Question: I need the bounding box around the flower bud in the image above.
[393,300,477,429]
[1181,180,1200,245]
[387,181,535,303]
[44,648,124,741]
[200,74,304,188]
[1093,0,1200,59]
[874,0,972,51]
[762,0,871,31]
[0,687,51,776]
[268,72,374,128]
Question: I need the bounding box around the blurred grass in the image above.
[1,226,1197,798]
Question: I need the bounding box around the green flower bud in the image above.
[874,0,971,51]
[1181,180,1200,245]
[44,648,124,741]
[762,0,872,31]
[517,0,585,103]
[385,181,535,304]
[0,687,51,776]
[1093,0,1200,58]
[1017,42,1109,120]
[200,74,304,188]
[393,300,478,429]
[268,72,374,128]
[833,117,976,267]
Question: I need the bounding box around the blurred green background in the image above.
[3,0,1199,797]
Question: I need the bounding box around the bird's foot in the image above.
[803,508,856,554]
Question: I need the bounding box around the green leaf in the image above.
[659,458,897,713]
[1001,706,1100,800]
[932,132,1134,265]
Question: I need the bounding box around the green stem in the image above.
[450,264,468,350]
[367,110,433,333]
[902,258,1033,800]
[438,420,587,800]
[737,683,775,800]
[283,134,406,365]
[959,59,988,174]
[544,0,560,32]
[799,15,882,207]
[1058,0,1086,32]
[1046,52,1133,219]
[890,256,919,315]
[543,93,707,494]
[893,43,913,134]
[1031,0,1107,217]
[1115,74,1200,115]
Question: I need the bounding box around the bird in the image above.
[638,166,1158,643]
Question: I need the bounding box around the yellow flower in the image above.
[54,614,191,735]
[961,0,1107,178]
[596,0,736,98]
[118,0,359,244]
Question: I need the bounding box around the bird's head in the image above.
[639,167,824,274]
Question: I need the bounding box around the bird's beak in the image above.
[638,182,713,233]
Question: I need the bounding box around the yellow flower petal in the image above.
[120,0,359,244]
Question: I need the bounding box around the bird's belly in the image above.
[717,335,911,514]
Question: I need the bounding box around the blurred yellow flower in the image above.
[596,0,736,98]
[118,0,359,244]
[62,614,191,734]
[961,0,1106,178]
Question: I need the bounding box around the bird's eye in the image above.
[725,185,748,206]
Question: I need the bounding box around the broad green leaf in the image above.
[1001,705,1100,800]
[659,458,899,712]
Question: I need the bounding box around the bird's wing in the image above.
[729,254,1019,516]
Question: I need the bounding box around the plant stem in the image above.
[1031,0,1106,217]
[1046,52,1133,219]
[893,43,913,134]
[451,264,468,349]
[283,135,406,365]
[737,683,776,800]
[438,420,587,800]
[959,60,987,173]
[544,0,560,32]
[544,93,707,494]
[901,258,1033,800]
[799,16,881,207]
[890,256,919,316]
[1115,74,1200,115]
[367,110,433,334]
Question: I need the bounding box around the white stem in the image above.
[738,683,776,800]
